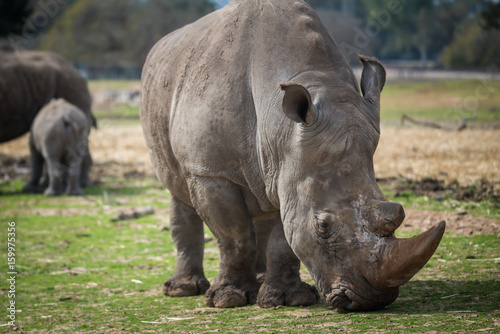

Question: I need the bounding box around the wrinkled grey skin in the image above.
[23,99,90,196]
[0,45,95,186]
[141,0,445,311]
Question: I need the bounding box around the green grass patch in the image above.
[381,79,500,125]
[88,80,140,92]
[93,105,139,120]
[86,79,500,126]
[0,175,499,332]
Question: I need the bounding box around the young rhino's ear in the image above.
[359,55,386,106]
[279,82,316,124]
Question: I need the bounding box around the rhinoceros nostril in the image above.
[380,202,405,225]
[367,201,406,236]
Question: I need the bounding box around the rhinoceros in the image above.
[140,0,445,311]
[0,45,95,186]
[22,99,90,196]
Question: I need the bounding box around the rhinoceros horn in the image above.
[369,221,446,291]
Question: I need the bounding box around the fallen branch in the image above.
[401,115,467,131]
[111,205,155,221]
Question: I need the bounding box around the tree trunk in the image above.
[419,43,428,68]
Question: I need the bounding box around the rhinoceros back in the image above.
[140,0,355,209]
[140,1,265,205]
[0,48,94,143]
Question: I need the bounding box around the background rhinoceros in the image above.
[0,45,95,186]
[22,98,90,196]
[140,0,445,311]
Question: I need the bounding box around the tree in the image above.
[306,0,366,18]
[360,0,493,66]
[37,0,215,70]
[481,0,500,30]
[0,0,34,37]
[442,20,500,68]
[361,0,435,65]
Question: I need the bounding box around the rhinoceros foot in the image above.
[66,187,84,196]
[163,275,210,297]
[22,182,42,194]
[204,280,260,308]
[44,187,63,196]
[257,281,319,308]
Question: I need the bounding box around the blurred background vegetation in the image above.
[1,0,499,78]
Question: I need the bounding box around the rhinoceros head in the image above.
[276,56,445,311]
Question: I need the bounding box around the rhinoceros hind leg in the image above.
[22,137,44,193]
[65,155,84,196]
[189,177,260,308]
[257,219,319,308]
[164,195,209,297]
[43,158,64,196]
[79,153,93,187]
[254,219,276,283]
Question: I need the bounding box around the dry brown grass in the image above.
[0,123,153,175]
[88,123,153,173]
[375,127,500,185]
[1,124,499,186]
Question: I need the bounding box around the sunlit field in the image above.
[1,79,499,332]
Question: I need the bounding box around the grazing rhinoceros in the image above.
[0,45,95,186]
[140,0,445,311]
[22,99,90,196]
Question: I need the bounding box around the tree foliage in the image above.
[359,0,492,65]
[31,0,499,70]
[442,20,500,68]
[0,0,34,37]
[481,0,500,30]
[38,0,215,69]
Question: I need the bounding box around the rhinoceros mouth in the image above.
[324,277,399,311]
[325,287,354,310]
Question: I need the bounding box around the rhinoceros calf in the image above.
[23,99,90,196]
[0,45,95,186]
[140,0,445,311]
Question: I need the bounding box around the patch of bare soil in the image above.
[378,177,500,235]
[400,209,499,236]
[380,177,500,202]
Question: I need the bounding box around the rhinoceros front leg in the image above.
[164,195,210,296]
[257,218,319,308]
[188,177,260,308]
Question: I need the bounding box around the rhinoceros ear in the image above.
[279,82,316,124]
[359,55,386,106]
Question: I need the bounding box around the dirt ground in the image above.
[1,124,499,236]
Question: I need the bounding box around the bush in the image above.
[442,21,500,68]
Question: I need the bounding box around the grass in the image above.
[88,80,140,92]
[380,79,500,125]
[86,78,500,126]
[0,78,499,332]
[93,105,140,120]
[1,176,499,333]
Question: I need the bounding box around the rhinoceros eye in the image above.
[314,218,332,239]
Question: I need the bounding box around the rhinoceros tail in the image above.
[62,114,82,138]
